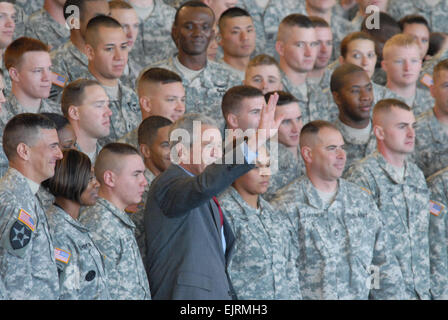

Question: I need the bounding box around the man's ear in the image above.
[301,146,312,164]
[275,40,284,57]
[9,67,20,82]
[140,143,151,159]
[67,105,79,121]
[102,170,116,188]
[16,142,31,161]
[381,59,387,72]
[85,44,95,61]
[226,112,239,129]
[332,91,341,107]
[373,124,385,141]
[139,96,151,114]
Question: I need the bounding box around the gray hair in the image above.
[169,113,218,149]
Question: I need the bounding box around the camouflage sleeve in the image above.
[427,176,448,299]
[54,242,80,300]
[369,201,406,300]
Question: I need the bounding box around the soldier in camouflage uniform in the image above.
[302,0,357,62]
[330,64,377,174]
[25,0,71,51]
[414,59,448,177]
[270,120,405,300]
[1,37,62,134]
[49,0,109,101]
[263,91,305,201]
[45,149,110,300]
[276,14,337,125]
[0,114,63,299]
[126,116,172,261]
[144,2,241,130]
[79,143,151,300]
[380,34,434,117]
[345,99,432,299]
[0,1,18,93]
[244,0,302,58]
[128,0,177,67]
[61,79,112,164]
[218,147,302,300]
[81,16,141,145]
[119,67,185,148]
[426,167,448,299]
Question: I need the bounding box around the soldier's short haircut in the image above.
[138,116,173,147]
[61,78,102,117]
[300,120,339,149]
[399,14,431,33]
[109,0,133,10]
[277,14,314,42]
[221,85,264,118]
[94,142,140,183]
[330,63,366,93]
[4,37,49,70]
[44,149,92,203]
[3,113,56,161]
[247,54,280,70]
[137,67,183,94]
[308,16,330,29]
[40,112,71,132]
[218,7,251,30]
[264,90,298,106]
[433,59,448,82]
[372,98,411,123]
[382,33,419,60]
[340,31,375,58]
[173,1,214,27]
[63,0,107,22]
[169,113,218,149]
[85,15,122,47]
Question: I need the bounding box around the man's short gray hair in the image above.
[169,113,218,149]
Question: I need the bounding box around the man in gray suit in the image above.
[144,93,282,300]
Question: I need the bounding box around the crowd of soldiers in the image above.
[1,0,448,300]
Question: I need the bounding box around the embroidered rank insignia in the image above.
[430,200,445,217]
[18,209,35,232]
[55,248,71,264]
[420,73,434,88]
[9,221,32,249]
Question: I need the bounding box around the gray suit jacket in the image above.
[144,155,254,300]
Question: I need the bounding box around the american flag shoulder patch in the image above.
[430,200,445,217]
[420,73,434,88]
[18,209,35,232]
[52,72,67,88]
[55,248,71,264]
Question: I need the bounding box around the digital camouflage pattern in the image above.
[414,109,448,177]
[25,9,70,51]
[129,0,177,67]
[218,186,302,300]
[270,175,406,300]
[345,151,432,299]
[47,204,111,300]
[0,168,59,299]
[79,197,151,300]
[426,167,448,299]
